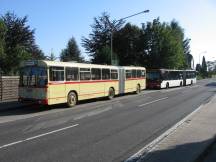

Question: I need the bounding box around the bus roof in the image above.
[20,60,146,70]
[147,69,195,72]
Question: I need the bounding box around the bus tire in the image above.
[180,82,183,87]
[166,82,169,89]
[191,80,193,85]
[67,91,77,107]
[136,84,141,94]
[108,88,115,100]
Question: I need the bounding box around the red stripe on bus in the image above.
[49,91,106,99]
[80,91,105,96]
[49,80,119,85]
[126,77,145,80]
[48,96,66,99]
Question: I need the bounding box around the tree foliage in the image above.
[60,37,84,62]
[82,13,190,69]
[201,56,207,77]
[1,12,45,74]
[82,12,124,64]
[141,19,186,69]
[183,38,193,68]
[0,19,7,72]
[196,64,202,72]
[114,23,143,66]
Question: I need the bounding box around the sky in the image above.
[1,0,216,66]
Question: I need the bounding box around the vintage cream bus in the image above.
[19,60,146,107]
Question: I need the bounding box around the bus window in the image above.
[141,70,145,77]
[50,67,64,81]
[179,72,183,79]
[91,68,101,80]
[147,71,160,80]
[111,69,118,80]
[80,68,91,80]
[137,70,141,78]
[20,66,47,86]
[170,71,178,80]
[102,69,110,80]
[132,70,137,78]
[66,67,79,81]
[186,72,190,79]
[126,70,132,79]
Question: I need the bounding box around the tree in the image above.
[82,12,124,64]
[196,64,202,72]
[113,23,143,66]
[45,49,57,61]
[1,12,45,74]
[60,37,84,62]
[142,18,186,69]
[94,46,111,64]
[201,56,207,77]
[183,38,193,68]
[49,52,56,61]
[0,19,7,72]
[83,13,191,69]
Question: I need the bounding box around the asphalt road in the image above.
[0,79,215,162]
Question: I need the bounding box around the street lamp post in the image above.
[107,10,150,65]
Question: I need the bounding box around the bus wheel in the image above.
[166,83,169,89]
[108,88,115,100]
[136,84,141,94]
[180,82,183,87]
[191,80,193,85]
[67,92,77,107]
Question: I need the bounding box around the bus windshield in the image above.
[20,66,47,87]
[147,71,161,81]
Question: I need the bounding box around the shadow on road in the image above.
[138,136,216,162]
[205,82,216,87]
[0,92,137,117]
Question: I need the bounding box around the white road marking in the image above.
[0,124,79,149]
[138,97,169,107]
[125,102,208,162]
[0,141,23,148]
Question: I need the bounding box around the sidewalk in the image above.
[133,94,216,162]
[0,100,30,112]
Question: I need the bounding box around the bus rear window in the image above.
[19,66,47,87]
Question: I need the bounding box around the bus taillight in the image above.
[38,99,48,105]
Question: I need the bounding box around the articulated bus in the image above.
[146,69,196,89]
[18,60,146,107]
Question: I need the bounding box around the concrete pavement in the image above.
[130,94,216,162]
